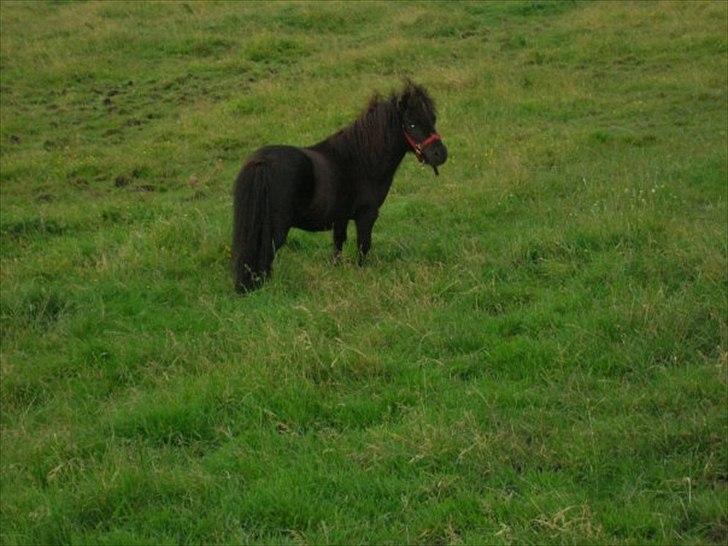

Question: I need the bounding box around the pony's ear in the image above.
[397,81,415,114]
[398,78,426,114]
[397,91,409,114]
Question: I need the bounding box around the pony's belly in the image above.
[292,217,332,232]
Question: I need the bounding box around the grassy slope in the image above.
[1,1,726,544]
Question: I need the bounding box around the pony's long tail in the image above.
[232,159,274,293]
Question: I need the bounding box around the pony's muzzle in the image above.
[426,142,448,167]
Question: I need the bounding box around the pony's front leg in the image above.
[332,218,348,264]
[355,208,378,266]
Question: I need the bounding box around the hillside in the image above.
[1,1,726,544]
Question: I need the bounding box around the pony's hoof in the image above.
[332,252,343,265]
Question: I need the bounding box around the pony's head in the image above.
[397,80,448,174]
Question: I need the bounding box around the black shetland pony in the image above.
[232,80,447,292]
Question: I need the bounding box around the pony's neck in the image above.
[366,128,408,185]
[327,99,409,183]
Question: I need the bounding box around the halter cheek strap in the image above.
[403,128,441,163]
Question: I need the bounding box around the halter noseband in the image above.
[403,127,441,163]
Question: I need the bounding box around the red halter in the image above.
[403,128,441,163]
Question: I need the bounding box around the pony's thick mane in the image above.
[325,82,436,163]
[327,94,399,161]
[397,80,437,120]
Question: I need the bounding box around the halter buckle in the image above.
[403,127,441,163]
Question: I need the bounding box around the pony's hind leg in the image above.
[273,223,290,251]
[332,218,348,264]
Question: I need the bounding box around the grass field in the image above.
[1,1,726,544]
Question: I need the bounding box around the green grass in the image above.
[1,1,726,544]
